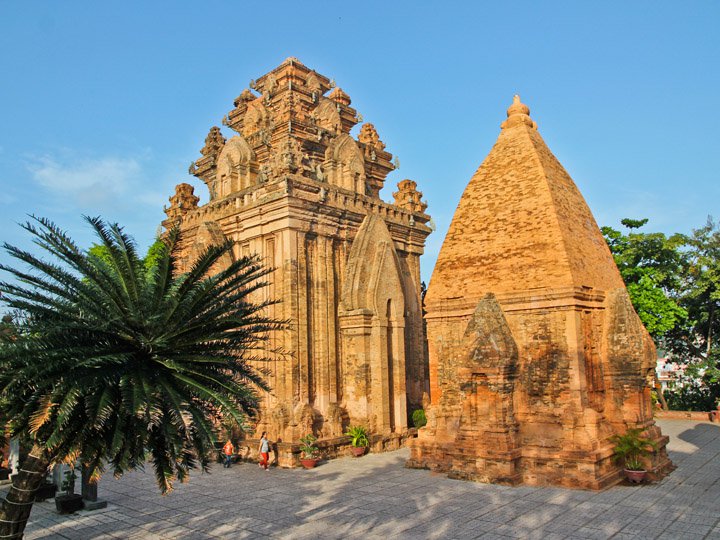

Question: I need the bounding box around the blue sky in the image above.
[1,2,718,284]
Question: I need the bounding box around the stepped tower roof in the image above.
[427,95,624,304]
[180,57,422,205]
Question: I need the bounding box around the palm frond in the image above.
[0,216,284,497]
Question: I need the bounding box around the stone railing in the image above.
[655,409,720,422]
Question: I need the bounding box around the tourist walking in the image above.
[222,439,234,468]
[259,432,271,471]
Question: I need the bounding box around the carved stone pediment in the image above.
[324,134,366,194]
[313,98,342,134]
[341,214,404,317]
[242,100,270,138]
[216,136,256,196]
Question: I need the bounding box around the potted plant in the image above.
[345,425,369,457]
[610,428,657,483]
[298,434,320,469]
[55,468,84,513]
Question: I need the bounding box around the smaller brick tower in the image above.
[407,96,672,489]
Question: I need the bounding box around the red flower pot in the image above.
[300,457,319,469]
[351,446,367,457]
[624,469,647,483]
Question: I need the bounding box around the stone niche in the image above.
[407,96,673,489]
[162,58,432,461]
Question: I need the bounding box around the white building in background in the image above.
[656,356,685,392]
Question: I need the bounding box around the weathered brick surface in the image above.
[409,96,671,489]
[426,97,624,304]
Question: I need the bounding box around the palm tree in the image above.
[0,216,282,538]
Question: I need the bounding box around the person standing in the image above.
[222,439,234,468]
[259,432,270,471]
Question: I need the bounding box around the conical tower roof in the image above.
[427,96,624,305]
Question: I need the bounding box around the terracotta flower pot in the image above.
[300,457,319,469]
[624,469,647,483]
[351,446,367,457]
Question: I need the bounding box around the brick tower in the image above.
[407,96,672,489]
[162,59,431,456]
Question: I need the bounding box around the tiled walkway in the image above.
[7,419,720,539]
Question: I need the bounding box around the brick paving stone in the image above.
[475,532,514,539]
[3,419,720,539]
[665,521,713,535]
[656,533,706,540]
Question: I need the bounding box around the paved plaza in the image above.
[5,419,719,539]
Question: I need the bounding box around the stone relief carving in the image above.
[270,136,303,176]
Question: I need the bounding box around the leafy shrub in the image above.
[411,409,427,428]
[61,469,77,495]
[610,428,656,471]
[345,425,369,448]
[299,434,319,458]
[664,381,717,411]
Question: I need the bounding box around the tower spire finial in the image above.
[501,94,536,130]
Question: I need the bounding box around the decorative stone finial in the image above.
[199,126,226,158]
[164,183,199,222]
[507,94,530,116]
[328,87,351,106]
[358,123,385,151]
[501,94,537,130]
[233,89,256,107]
[393,179,428,213]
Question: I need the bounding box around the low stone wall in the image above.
[234,430,415,468]
[655,410,719,422]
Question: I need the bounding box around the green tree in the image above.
[603,217,720,411]
[143,237,167,272]
[664,217,720,408]
[88,236,165,272]
[0,216,281,538]
[601,218,687,339]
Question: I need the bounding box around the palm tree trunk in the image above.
[0,445,50,540]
